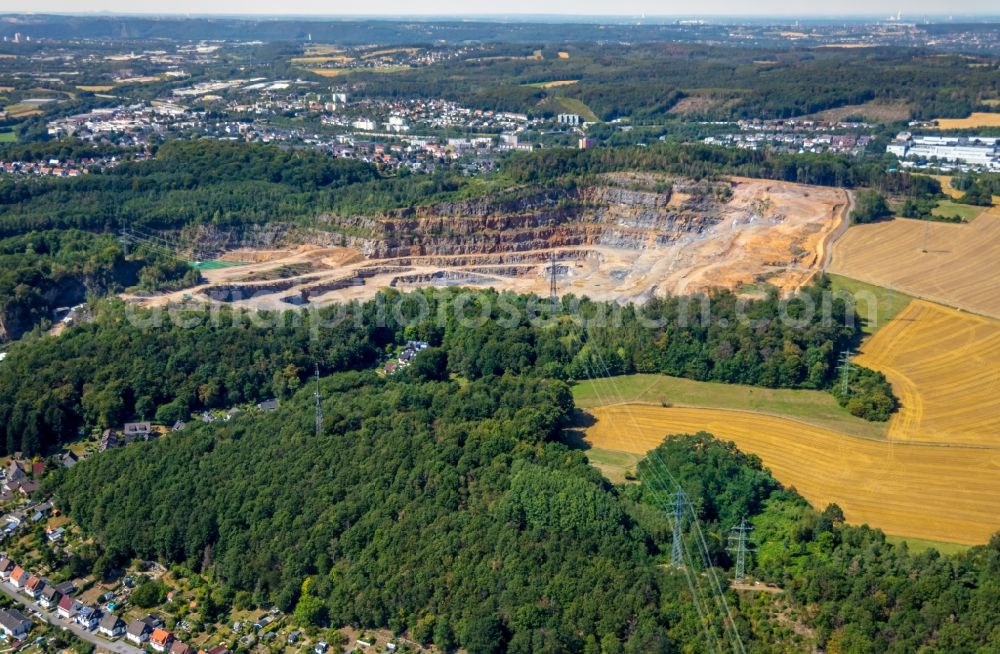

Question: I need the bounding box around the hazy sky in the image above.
[9,1,1000,17]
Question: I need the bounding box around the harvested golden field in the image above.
[77,85,115,92]
[583,404,1000,544]
[524,79,579,88]
[853,300,1000,446]
[931,112,1000,129]
[308,69,351,77]
[829,210,1000,319]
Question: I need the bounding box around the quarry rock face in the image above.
[175,183,724,262]
[331,185,723,259]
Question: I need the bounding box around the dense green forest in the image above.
[0,139,943,244]
[635,435,1000,653]
[48,372,1000,652]
[0,281,893,455]
[0,230,197,343]
[343,44,1000,121]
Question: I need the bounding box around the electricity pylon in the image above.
[728,518,753,583]
[837,349,854,396]
[314,363,323,437]
[671,490,688,568]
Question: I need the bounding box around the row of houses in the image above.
[0,556,231,654]
[124,615,203,654]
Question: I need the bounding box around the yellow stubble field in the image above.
[584,403,1000,544]
[853,300,1000,446]
[829,209,1000,319]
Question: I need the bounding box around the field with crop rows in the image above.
[583,404,1000,544]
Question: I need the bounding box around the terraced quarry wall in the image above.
[142,177,848,310]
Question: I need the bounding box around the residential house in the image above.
[123,422,153,443]
[60,451,79,468]
[0,607,32,639]
[38,585,60,609]
[46,527,65,542]
[126,619,151,644]
[55,580,76,596]
[98,612,125,638]
[171,420,186,432]
[170,640,193,654]
[57,595,78,619]
[0,557,13,580]
[8,565,28,589]
[256,399,280,411]
[150,628,175,652]
[24,574,45,599]
[76,606,100,630]
[141,614,164,629]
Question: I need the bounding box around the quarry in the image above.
[132,175,850,310]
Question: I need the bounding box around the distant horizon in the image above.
[3,2,1000,21]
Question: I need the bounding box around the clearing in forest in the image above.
[581,403,1000,544]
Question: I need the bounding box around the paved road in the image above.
[0,582,141,654]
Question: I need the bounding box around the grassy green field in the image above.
[885,535,970,556]
[539,96,599,122]
[932,199,987,222]
[827,274,914,335]
[0,131,15,143]
[582,448,643,484]
[571,373,888,440]
[189,260,247,270]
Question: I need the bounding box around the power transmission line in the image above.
[671,489,688,569]
[584,350,746,654]
[727,519,753,584]
[314,362,323,437]
[837,349,854,396]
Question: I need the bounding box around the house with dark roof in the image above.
[0,607,32,639]
[126,618,151,644]
[76,606,100,630]
[170,640,193,654]
[0,557,13,579]
[39,585,60,609]
[256,398,280,411]
[98,612,125,638]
